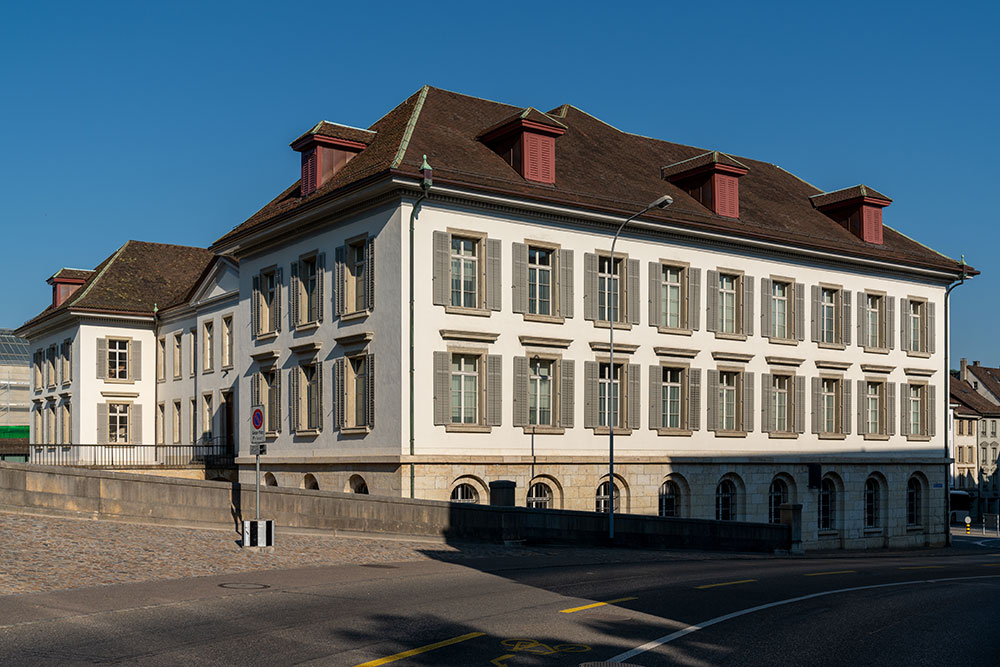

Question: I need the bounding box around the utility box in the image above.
[242,520,274,548]
[489,480,516,507]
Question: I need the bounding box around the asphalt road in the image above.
[2,534,999,666]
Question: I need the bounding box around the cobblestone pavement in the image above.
[0,511,742,596]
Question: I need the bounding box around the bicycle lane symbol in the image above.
[489,638,590,665]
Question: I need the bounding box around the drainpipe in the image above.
[409,156,433,498]
[944,257,969,546]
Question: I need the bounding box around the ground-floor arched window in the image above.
[349,474,369,494]
[864,478,880,529]
[768,479,788,524]
[819,478,836,531]
[907,477,922,526]
[451,483,479,504]
[716,479,737,521]
[595,481,620,513]
[659,481,680,517]
[527,482,553,509]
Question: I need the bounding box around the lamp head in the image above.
[649,194,674,209]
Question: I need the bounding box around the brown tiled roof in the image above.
[810,184,892,208]
[48,268,93,282]
[966,365,1000,406]
[212,86,971,277]
[951,376,1000,416]
[18,241,214,333]
[292,121,377,147]
[661,151,749,179]
[477,107,568,138]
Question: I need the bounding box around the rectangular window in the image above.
[771,374,791,432]
[529,358,553,426]
[346,239,368,313]
[301,255,318,323]
[222,316,233,368]
[263,369,279,433]
[108,339,129,380]
[820,288,837,344]
[450,354,479,424]
[190,398,197,444]
[528,247,552,316]
[260,269,277,334]
[450,237,479,309]
[173,333,182,379]
[347,355,369,428]
[910,301,923,352]
[719,274,738,333]
[33,351,42,391]
[719,371,739,431]
[909,385,923,435]
[661,266,682,329]
[821,378,838,434]
[660,367,683,429]
[109,402,130,444]
[993,421,996,437]
[866,382,882,434]
[189,329,196,377]
[598,256,624,323]
[156,403,165,444]
[203,321,214,372]
[62,401,71,444]
[156,338,165,381]
[46,403,55,444]
[866,294,883,348]
[61,340,72,384]
[599,362,622,428]
[46,347,56,388]
[771,281,790,339]
[172,401,181,444]
[301,365,319,430]
[202,394,213,442]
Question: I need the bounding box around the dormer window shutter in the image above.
[811,185,891,245]
[479,109,565,185]
[301,148,318,197]
[661,152,748,219]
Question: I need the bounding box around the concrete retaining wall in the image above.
[0,462,789,552]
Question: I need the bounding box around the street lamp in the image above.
[608,194,674,541]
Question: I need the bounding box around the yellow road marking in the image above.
[559,596,638,613]
[695,579,757,589]
[804,570,857,577]
[899,566,945,570]
[351,632,485,667]
[982,563,1000,567]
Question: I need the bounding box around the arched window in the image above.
[907,477,922,526]
[768,479,788,524]
[659,481,680,518]
[819,478,836,531]
[716,479,737,521]
[527,482,553,509]
[262,472,277,486]
[349,475,369,494]
[302,473,319,490]
[595,481,620,513]
[451,483,479,504]
[864,478,880,529]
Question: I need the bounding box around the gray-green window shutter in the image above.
[290,261,300,329]
[289,368,299,433]
[900,382,910,437]
[688,369,701,430]
[485,239,502,311]
[432,231,450,307]
[274,268,283,332]
[251,276,260,336]
[96,338,107,379]
[857,292,865,346]
[97,404,108,444]
[760,278,772,338]
[886,296,895,350]
[928,303,936,354]
[811,377,821,434]
[273,370,282,433]
[742,372,755,432]
[794,375,805,434]
[688,268,701,330]
[648,263,661,328]
[842,290,852,346]
[559,249,574,319]
[928,385,936,436]
[512,243,528,314]
[559,359,574,428]
[742,276,754,336]
[584,361,598,428]
[131,340,141,381]
[513,356,529,427]
[706,270,719,332]
[856,380,866,436]
[761,373,772,433]
[648,364,660,429]
[899,298,910,351]
[333,359,344,431]
[316,361,324,432]
[841,380,850,434]
[486,354,502,426]
[433,352,450,425]
[366,236,376,312]
[886,382,896,435]
[251,373,260,406]
[131,406,142,445]
[334,246,346,316]
[316,253,326,323]
[627,363,641,429]
[810,285,820,343]
[706,370,719,431]
[794,283,805,341]
[583,253,598,321]
[627,259,641,325]
[366,353,376,428]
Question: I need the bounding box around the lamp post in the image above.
[607,194,674,541]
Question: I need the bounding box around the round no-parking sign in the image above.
[250,405,266,447]
[252,408,264,430]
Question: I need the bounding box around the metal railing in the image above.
[27,439,234,469]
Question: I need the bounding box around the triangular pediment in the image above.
[189,257,239,306]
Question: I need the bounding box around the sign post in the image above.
[250,406,266,522]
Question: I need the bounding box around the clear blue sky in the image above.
[2,1,996,363]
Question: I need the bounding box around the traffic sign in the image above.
[250,405,265,445]
[249,443,266,456]
[965,516,972,525]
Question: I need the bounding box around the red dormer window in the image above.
[661,152,749,219]
[479,108,566,185]
[810,185,891,245]
[290,123,376,198]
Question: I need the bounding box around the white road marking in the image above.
[607,574,1000,663]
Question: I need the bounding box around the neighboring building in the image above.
[18,86,975,550]
[948,373,997,520]
[0,329,30,461]
[963,360,1000,515]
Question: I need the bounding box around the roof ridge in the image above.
[65,240,131,309]
[391,85,430,169]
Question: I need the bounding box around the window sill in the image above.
[521,425,565,435]
[906,351,931,359]
[656,326,693,337]
[655,428,693,437]
[817,530,840,537]
[341,309,371,322]
[592,427,632,436]
[713,430,748,438]
[444,306,491,318]
[341,426,371,436]
[713,332,747,341]
[295,321,320,332]
[445,424,492,433]
[222,364,234,372]
[863,433,890,441]
[46,384,56,391]
[523,313,565,324]
[906,525,924,533]
[768,432,800,439]
[294,429,321,438]
[907,435,932,442]
[265,431,279,439]
[202,369,215,375]
[61,381,71,387]
[173,375,182,381]
[256,331,278,342]
[104,378,135,385]
[768,337,800,347]
[592,320,632,331]
[862,347,890,355]
[818,432,847,440]
[863,528,883,536]
[156,378,165,384]
[817,342,846,351]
